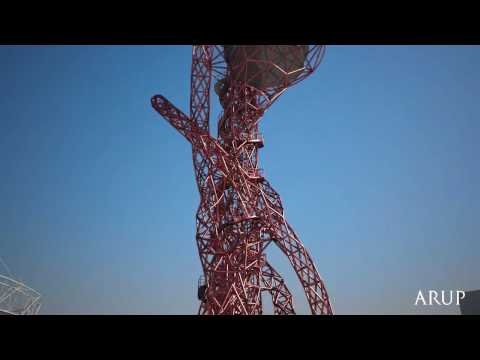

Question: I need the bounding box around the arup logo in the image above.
[414,290,466,306]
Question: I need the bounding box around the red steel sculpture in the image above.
[151,45,333,315]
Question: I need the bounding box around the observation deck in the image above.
[240,131,264,148]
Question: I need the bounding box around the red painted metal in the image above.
[151,45,333,315]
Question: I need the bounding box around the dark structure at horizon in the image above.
[460,289,480,315]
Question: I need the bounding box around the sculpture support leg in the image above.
[260,260,295,315]
[260,181,333,315]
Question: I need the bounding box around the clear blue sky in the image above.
[0,45,478,314]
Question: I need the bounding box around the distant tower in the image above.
[0,274,42,315]
[151,45,332,314]
[460,290,480,315]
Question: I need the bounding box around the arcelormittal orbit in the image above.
[151,45,333,315]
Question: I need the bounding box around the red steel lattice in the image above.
[151,45,333,315]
